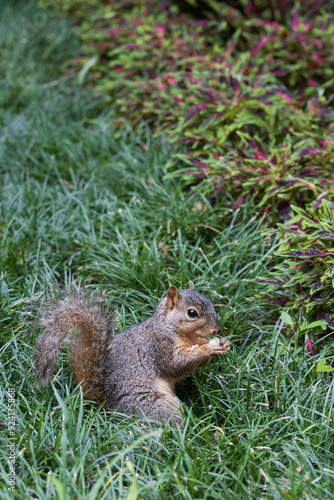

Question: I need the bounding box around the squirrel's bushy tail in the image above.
[34,295,114,404]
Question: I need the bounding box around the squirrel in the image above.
[34,281,230,424]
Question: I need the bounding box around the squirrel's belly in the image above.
[106,376,181,419]
[156,378,175,396]
[155,378,180,408]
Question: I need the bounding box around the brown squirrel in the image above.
[34,281,230,424]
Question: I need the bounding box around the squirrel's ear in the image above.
[166,285,180,310]
[188,280,195,291]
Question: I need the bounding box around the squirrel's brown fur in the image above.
[34,282,230,424]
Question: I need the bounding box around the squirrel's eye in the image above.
[187,309,198,318]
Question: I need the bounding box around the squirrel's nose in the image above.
[213,324,222,336]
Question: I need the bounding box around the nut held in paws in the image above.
[208,337,220,346]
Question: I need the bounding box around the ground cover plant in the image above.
[1,1,334,499]
[170,0,330,22]
[39,0,334,215]
[257,201,334,350]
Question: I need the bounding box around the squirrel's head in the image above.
[159,281,222,339]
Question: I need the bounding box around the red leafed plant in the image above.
[256,201,334,353]
[38,0,334,217]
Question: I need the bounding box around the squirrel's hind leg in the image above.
[146,384,183,425]
[143,398,183,425]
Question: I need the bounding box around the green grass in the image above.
[1,2,334,499]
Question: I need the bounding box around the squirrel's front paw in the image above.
[206,338,230,356]
[219,338,230,353]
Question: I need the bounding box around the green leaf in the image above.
[126,460,138,500]
[48,476,67,500]
[305,320,327,330]
[78,55,98,85]
[280,311,294,326]
[316,359,334,373]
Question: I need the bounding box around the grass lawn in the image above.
[1,1,333,499]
